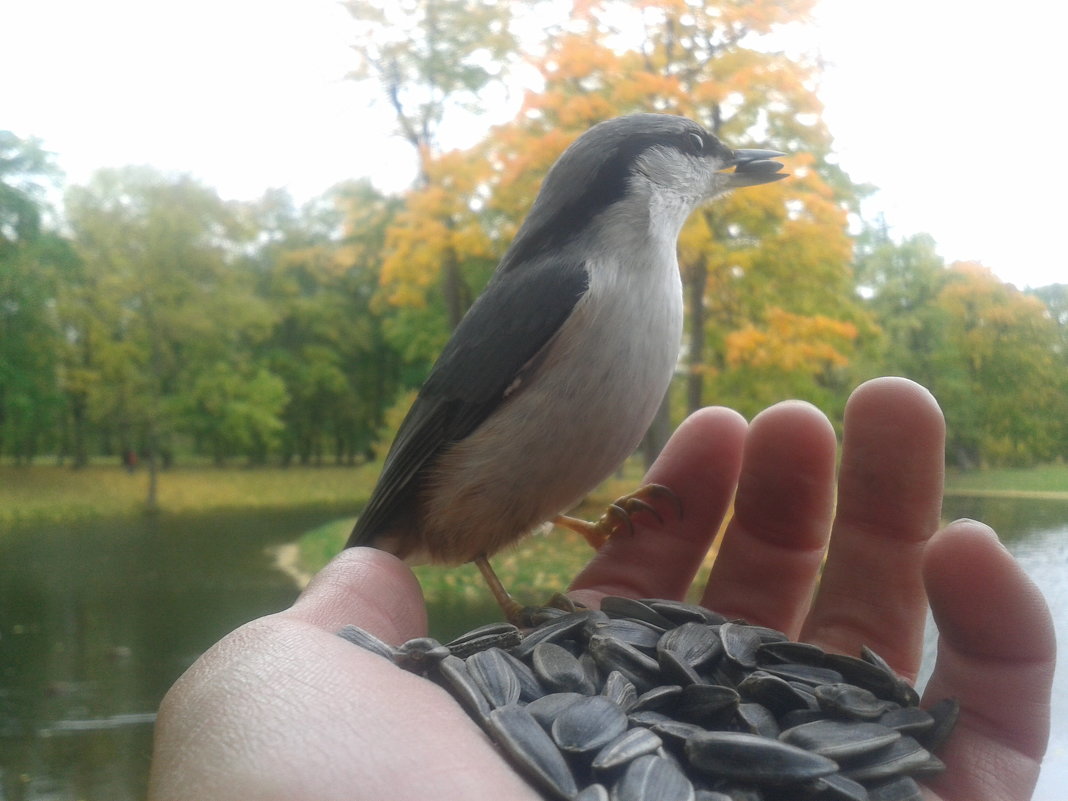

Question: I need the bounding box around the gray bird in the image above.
[345,113,785,617]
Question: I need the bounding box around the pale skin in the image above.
[148,377,1055,801]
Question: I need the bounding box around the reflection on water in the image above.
[0,507,348,801]
[1,498,1065,800]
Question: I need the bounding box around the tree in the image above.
[936,262,1064,466]
[344,0,519,330]
[64,168,275,505]
[0,132,69,462]
[249,182,410,465]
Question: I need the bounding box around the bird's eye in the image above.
[687,132,705,154]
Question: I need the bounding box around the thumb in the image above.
[283,547,427,644]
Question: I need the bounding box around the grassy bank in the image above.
[0,462,379,526]
[945,463,1068,496]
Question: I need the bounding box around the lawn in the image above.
[944,463,1068,496]
[0,461,378,526]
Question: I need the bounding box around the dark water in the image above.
[0,497,1065,800]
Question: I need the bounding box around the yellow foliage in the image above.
[726,308,857,372]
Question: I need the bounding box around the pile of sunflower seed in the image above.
[337,596,958,801]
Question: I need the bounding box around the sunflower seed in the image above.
[612,753,695,801]
[719,622,763,669]
[510,610,605,660]
[868,775,923,800]
[590,618,665,651]
[633,684,682,713]
[687,730,839,786]
[600,596,675,629]
[735,702,781,738]
[879,706,934,735]
[591,727,663,772]
[575,783,610,801]
[533,642,596,695]
[676,683,740,727]
[486,704,578,801]
[525,692,586,729]
[811,772,870,801]
[436,654,491,721]
[551,695,628,754]
[643,598,728,626]
[840,736,932,782]
[779,719,901,759]
[917,697,959,752]
[588,633,662,692]
[761,662,844,687]
[336,624,395,661]
[393,636,450,673]
[446,621,522,658]
[466,647,521,708]
[602,670,638,711]
[815,683,895,720]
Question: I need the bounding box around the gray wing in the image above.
[346,255,589,547]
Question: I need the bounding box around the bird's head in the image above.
[506,114,786,266]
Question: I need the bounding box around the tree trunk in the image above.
[642,386,674,471]
[685,257,708,414]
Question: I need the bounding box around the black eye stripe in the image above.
[688,132,704,153]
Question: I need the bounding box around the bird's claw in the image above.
[554,483,682,549]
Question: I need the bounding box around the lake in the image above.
[0,496,1065,800]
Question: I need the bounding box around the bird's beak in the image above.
[724,149,788,187]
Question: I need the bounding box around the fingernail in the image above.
[949,518,1000,541]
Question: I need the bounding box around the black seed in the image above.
[600,596,675,629]
[917,696,959,752]
[446,621,522,658]
[533,642,597,695]
[612,753,695,801]
[551,695,628,754]
[486,704,579,801]
[336,624,395,661]
[525,692,586,729]
[840,735,933,782]
[779,719,901,759]
[685,731,839,786]
[591,726,663,772]
[719,622,762,669]
[465,647,521,708]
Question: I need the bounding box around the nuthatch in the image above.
[346,113,786,617]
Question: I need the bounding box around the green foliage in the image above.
[3,1,1067,479]
[858,228,1068,467]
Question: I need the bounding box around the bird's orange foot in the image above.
[553,483,682,549]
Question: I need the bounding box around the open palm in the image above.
[149,378,1053,801]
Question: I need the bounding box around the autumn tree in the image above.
[344,0,519,330]
[936,262,1065,467]
[468,0,871,429]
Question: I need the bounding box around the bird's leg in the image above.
[474,555,579,626]
[554,483,682,549]
[474,555,527,624]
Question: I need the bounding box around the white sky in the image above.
[3,0,1066,289]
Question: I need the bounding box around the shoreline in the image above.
[270,543,313,589]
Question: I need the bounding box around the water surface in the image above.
[1,497,1064,800]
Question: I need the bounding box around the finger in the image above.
[800,377,945,675]
[699,400,837,636]
[284,547,427,644]
[569,406,748,605]
[921,520,1054,801]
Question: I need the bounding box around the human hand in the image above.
[148,377,1054,801]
